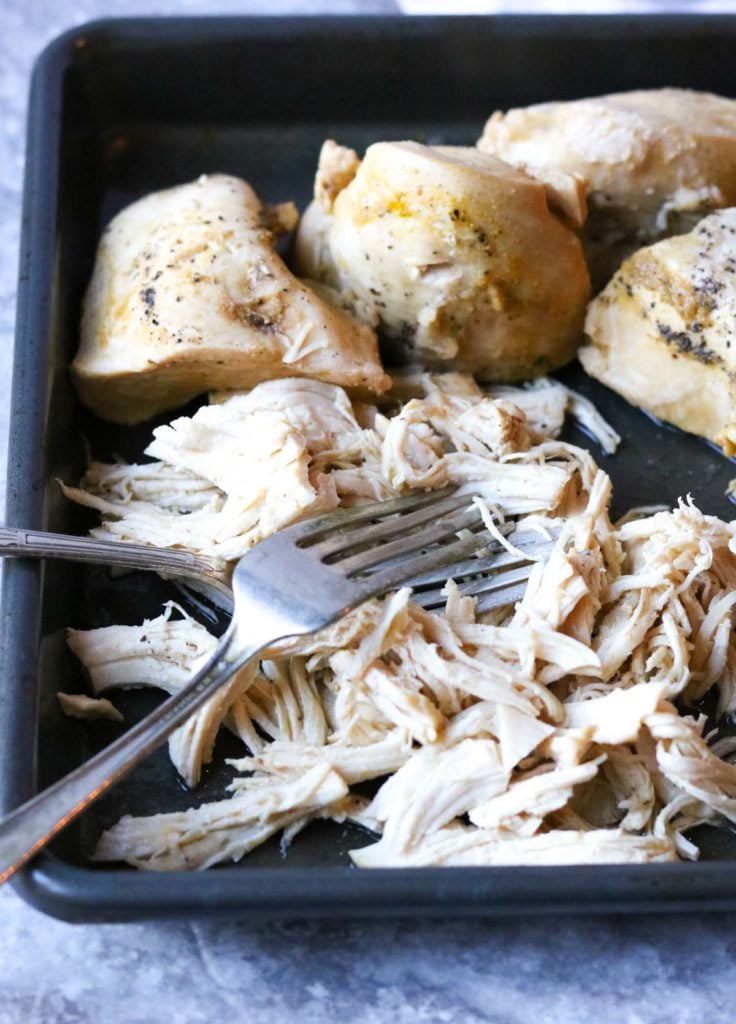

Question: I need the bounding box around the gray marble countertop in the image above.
[2,3,736,1022]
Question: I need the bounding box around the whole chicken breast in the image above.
[295,140,590,381]
[581,208,736,453]
[72,174,389,424]
[478,88,736,289]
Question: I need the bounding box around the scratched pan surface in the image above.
[4,15,736,921]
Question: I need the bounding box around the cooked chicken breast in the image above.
[295,140,590,380]
[478,88,736,288]
[72,174,389,424]
[581,208,736,454]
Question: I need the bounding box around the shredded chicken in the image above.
[57,693,124,723]
[94,766,348,870]
[350,826,677,867]
[63,373,736,871]
[61,375,581,559]
[66,602,254,787]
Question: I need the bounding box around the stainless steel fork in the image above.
[0,512,557,616]
[0,489,557,882]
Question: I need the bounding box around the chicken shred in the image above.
[57,693,124,723]
[63,374,736,870]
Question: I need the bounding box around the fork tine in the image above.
[405,529,558,587]
[407,546,524,589]
[336,504,485,575]
[310,491,472,558]
[291,487,457,544]
[359,528,493,594]
[475,578,532,614]
[461,561,543,599]
[411,562,539,610]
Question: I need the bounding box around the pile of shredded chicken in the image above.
[61,373,736,871]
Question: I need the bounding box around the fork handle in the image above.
[0,621,264,884]
[0,526,220,580]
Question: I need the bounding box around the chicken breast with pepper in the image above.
[580,208,736,453]
[479,88,736,288]
[294,140,590,381]
[72,174,389,424]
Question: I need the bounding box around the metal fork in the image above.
[0,513,557,615]
[0,489,556,882]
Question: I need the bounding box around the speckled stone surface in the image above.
[1,4,735,1023]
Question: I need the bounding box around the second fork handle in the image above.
[0,620,263,885]
[0,526,220,580]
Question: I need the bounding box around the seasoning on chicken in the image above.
[580,209,736,455]
[478,88,736,289]
[295,140,590,380]
[72,174,389,424]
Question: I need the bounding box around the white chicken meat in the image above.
[73,174,389,423]
[581,208,736,455]
[479,88,736,288]
[61,373,736,872]
[295,140,590,380]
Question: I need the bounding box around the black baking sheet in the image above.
[4,14,736,921]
